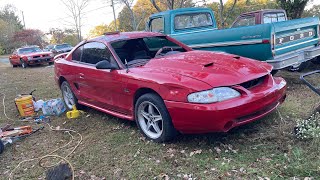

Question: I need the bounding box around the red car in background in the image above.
[54,32,287,142]
[9,46,54,68]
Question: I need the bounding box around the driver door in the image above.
[76,42,126,113]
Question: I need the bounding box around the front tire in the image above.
[135,93,177,142]
[61,81,79,110]
[20,59,28,68]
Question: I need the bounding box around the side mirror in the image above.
[96,60,118,70]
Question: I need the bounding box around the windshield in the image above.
[55,44,72,49]
[18,47,42,54]
[111,36,187,66]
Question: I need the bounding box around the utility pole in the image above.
[21,11,26,29]
[111,0,118,31]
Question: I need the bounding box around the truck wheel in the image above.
[135,93,177,142]
[20,59,28,68]
[0,140,4,154]
[288,61,310,72]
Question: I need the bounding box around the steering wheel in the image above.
[155,46,174,57]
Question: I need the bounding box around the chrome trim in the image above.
[171,28,218,36]
[267,45,320,70]
[188,39,263,48]
[275,38,318,51]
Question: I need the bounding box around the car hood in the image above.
[56,47,73,52]
[21,51,52,57]
[143,51,272,87]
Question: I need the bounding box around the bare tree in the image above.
[219,0,237,28]
[60,0,90,42]
[150,0,190,12]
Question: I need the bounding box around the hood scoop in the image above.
[203,62,214,67]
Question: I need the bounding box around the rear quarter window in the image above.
[174,12,213,30]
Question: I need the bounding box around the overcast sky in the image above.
[0,0,319,37]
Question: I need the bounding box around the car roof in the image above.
[150,7,212,17]
[240,9,286,16]
[90,31,165,43]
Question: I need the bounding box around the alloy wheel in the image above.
[61,82,75,109]
[137,101,164,139]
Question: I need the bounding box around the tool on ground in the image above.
[0,126,44,154]
[66,105,80,119]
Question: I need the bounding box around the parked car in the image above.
[51,43,73,55]
[147,8,320,73]
[54,32,287,142]
[9,46,54,68]
[43,44,55,52]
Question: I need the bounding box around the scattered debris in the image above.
[42,98,66,116]
[66,105,80,119]
[46,163,72,180]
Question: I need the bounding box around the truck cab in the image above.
[231,9,287,28]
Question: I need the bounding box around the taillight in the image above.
[318,24,320,45]
[271,33,276,56]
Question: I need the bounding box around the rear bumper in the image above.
[164,77,287,134]
[267,45,320,70]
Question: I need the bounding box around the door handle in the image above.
[79,73,84,79]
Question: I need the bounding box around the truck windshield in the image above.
[174,12,213,30]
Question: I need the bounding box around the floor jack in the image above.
[0,125,44,154]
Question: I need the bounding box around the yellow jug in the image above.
[66,105,80,119]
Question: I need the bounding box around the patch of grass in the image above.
[0,65,320,179]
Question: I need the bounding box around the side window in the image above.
[81,42,117,65]
[72,46,82,61]
[174,13,213,30]
[150,17,164,33]
[277,13,286,22]
[232,16,255,28]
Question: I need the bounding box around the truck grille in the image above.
[240,75,266,89]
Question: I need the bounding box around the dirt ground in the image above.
[0,58,319,179]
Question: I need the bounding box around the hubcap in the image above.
[62,83,75,109]
[137,101,163,139]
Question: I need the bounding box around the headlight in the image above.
[27,56,32,60]
[187,87,241,104]
[50,53,54,57]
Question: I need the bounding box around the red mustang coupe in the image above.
[54,32,287,142]
[9,46,54,68]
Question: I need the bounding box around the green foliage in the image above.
[277,0,310,19]
[49,28,78,46]
[88,23,116,38]
[0,44,5,55]
[303,4,320,18]
[295,112,320,139]
[0,4,24,54]
[208,0,279,28]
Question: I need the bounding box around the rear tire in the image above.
[288,61,310,72]
[12,64,18,68]
[0,140,4,154]
[135,93,177,142]
[61,81,80,110]
[49,62,54,65]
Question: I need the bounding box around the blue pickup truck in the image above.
[147,8,320,71]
